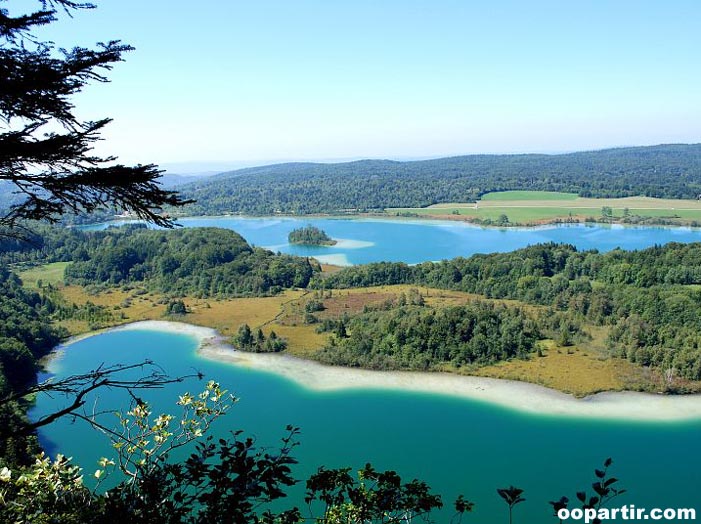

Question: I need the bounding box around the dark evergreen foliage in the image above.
[233,324,287,353]
[0,0,190,232]
[165,300,187,315]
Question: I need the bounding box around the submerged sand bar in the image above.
[101,321,701,421]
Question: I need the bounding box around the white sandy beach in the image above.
[333,238,374,249]
[85,320,701,421]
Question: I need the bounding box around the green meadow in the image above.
[389,191,701,224]
[479,190,579,201]
[18,261,70,288]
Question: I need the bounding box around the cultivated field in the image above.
[480,190,579,201]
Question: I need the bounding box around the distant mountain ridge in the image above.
[179,144,701,215]
[3,144,701,219]
[158,173,215,188]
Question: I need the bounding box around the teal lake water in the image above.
[63,218,701,520]
[85,216,701,266]
[34,329,701,523]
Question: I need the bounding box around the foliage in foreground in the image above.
[0,0,190,233]
[0,378,626,523]
[0,382,465,524]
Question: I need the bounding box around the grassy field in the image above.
[57,285,166,334]
[473,323,682,395]
[18,262,70,288]
[388,192,701,224]
[474,341,646,396]
[480,190,579,201]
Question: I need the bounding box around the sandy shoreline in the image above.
[95,214,701,233]
[67,320,701,422]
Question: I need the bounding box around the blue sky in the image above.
[38,0,701,169]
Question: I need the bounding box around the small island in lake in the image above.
[288,225,337,246]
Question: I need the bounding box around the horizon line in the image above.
[161,142,701,175]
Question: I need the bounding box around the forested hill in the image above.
[179,144,701,215]
[1,225,318,297]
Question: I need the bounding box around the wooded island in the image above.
[288,225,337,246]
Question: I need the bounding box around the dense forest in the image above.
[0,269,66,464]
[316,300,542,370]
[179,145,701,215]
[316,242,701,381]
[1,225,319,298]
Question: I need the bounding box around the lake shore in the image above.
[83,209,701,232]
[108,320,701,422]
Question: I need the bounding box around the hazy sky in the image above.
[38,0,701,167]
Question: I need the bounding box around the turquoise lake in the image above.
[85,216,701,266]
[34,329,701,523]
[57,217,701,521]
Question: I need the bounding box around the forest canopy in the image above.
[179,144,701,215]
[1,225,318,297]
[316,241,701,381]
